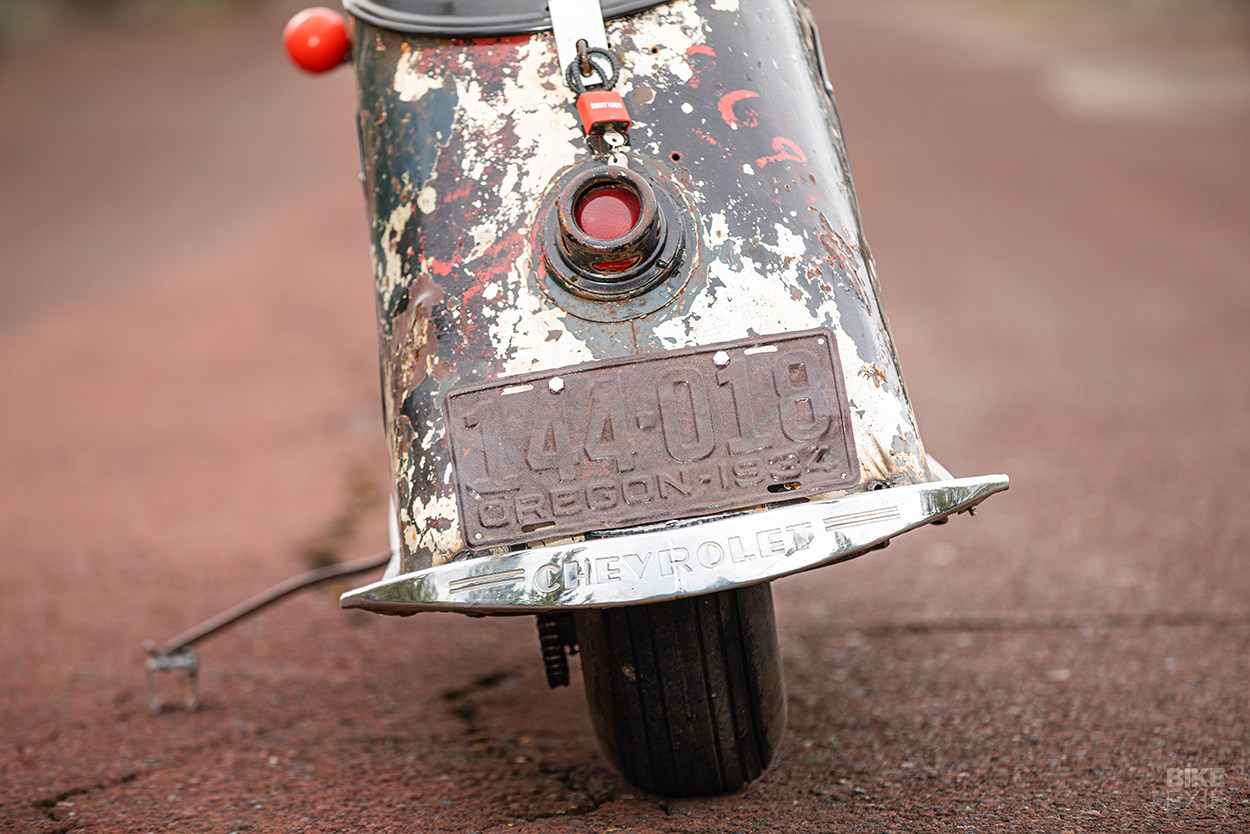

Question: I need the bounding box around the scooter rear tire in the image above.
[574,583,786,796]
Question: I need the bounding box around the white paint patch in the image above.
[393,51,445,102]
[446,39,581,230]
[377,195,415,298]
[615,0,709,86]
[416,185,437,214]
[711,0,739,11]
[396,33,597,387]
[758,222,806,261]
[490,259,597,377]
[468,224,497,262]
[405,492,462,565]
[707,212,729,240]
[681,102,694,114]
[653,253,805,348]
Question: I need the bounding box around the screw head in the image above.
[712,350,730,368]
[549,376,566,393]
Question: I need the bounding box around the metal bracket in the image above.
[142,551,391,715]
[144,646,201,715]
[549,0,610,81]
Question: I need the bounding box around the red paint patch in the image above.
[447,178,475,202]
[755,136,807,168]
[718,90,761,128]
[693,129,719,146]
[425,256,456,278]
[685,45,717,89]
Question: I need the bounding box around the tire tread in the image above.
[575,584,785,796]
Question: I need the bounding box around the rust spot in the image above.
[858,363,888,389]
[818,233,848,271]
[816,212,856,269]
[815,214,867,303]
[391,269,448,408]
[410,270,446,310]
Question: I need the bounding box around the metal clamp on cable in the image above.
[143,645,201,715]
[141,551,391,716]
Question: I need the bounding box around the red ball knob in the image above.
[283,7,352,73]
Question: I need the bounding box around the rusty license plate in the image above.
[444,329,860,548]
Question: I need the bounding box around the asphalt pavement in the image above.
[1,1,1248,831]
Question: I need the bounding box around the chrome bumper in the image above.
[340,474,1008,615]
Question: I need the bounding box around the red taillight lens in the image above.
[574,185,642,241]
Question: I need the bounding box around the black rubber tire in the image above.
[574,583,786,796]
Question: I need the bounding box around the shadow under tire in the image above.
[574,583,786,796]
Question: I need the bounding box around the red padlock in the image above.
[577,90,631,136]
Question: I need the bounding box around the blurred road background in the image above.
[2,0,1248,831]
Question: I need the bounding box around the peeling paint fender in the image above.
[343,0,1006,610]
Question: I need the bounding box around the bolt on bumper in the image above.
[340,474,1008,615]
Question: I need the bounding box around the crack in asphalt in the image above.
[34,771,139,830]
[530,763,621,821]
[441,671,512,756]
[35,771,139,808]
[440,670,622,822]
[20,714,308,832]
[300,466,385,571]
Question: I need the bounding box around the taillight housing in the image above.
[538,164,692,314]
